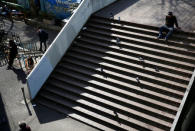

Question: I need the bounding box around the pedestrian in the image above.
[37,27,48,52]
[0,30,5,43]
[34,0,41,15]
[7,40,17,69]
[18,121,31,131]
[157,12,180,41]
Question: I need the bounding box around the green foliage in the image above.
[1,1,24,11]
[38,11,55,20]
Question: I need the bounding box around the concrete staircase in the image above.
[35,15,195,131]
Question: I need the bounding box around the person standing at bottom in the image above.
[37,27,48,52]
[7,40,18,69]
[18,121,31,131]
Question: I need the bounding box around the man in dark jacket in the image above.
[158,12,180,41]
[7,40,18,69]
[18,121,31,131]
[37,27,48,51]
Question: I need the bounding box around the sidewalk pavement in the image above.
[0,19,98,131]
[96,0,195,32]
[4,19,59,50]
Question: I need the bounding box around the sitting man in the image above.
[158,12,180,41]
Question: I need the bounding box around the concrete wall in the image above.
[171,69,195,131]
[27,0,116,99]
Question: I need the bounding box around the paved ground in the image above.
[1,0,195,131]
[0,19,98,131]
[96,0,195,32]
[4,20,58,49]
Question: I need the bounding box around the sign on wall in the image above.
[42,0,81,19]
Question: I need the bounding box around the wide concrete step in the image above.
[88,17,195,44]
[66,50,187,89]
[37,94,121,131]
[66,51,186,99]
[81,29,195,57]
[80,30,195,62]
[50,72,175,123]
[56,62,179,115]
[67,50,187,98]
[63,55,184,105]
[82,27,195,66]
[41,87,137,131]
[49,71,176,123]
[69,44,191,79]
[58,60,184,107]
[71,40,194,74]
[51,69,176,122]
[75,37,191,82]
[91,15,195,38]
[81,27,195,53]
[44,78,172,131]
[87,24,195,52]
[64,54,185,99]
[70,45,189,91]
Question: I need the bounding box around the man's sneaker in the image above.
[164,37,168,42]
[157,35,162,39]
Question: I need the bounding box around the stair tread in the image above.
[37,96,114,131]
[64,55,184,104]
[64,54,189,88]
[75,37,192,81]
[86,24,195,51]
[71,43,193,74]
[92,15,195,38]
[55,66,179,114]
[69,45,192,78]
[62,55,185,95]
[83,27,195,66]
[48,74,176,122]
[69,47,191,89]
[88,18,195,43]
[79,34,195,62]
[59,60,185,99]
[39,90,136,131]
[44,82,172,130]
[81,30,195,62]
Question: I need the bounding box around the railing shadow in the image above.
[12,68,27,84]
[32,102,68,124]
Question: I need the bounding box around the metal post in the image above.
[21,87,32,116]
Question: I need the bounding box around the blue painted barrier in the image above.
[41,0,81,19]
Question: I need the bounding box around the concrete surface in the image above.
[30,104,98,131]
[96,0,195,32]
[171,69,195,131]
[0,19,98,131]
[4,20,58,49]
